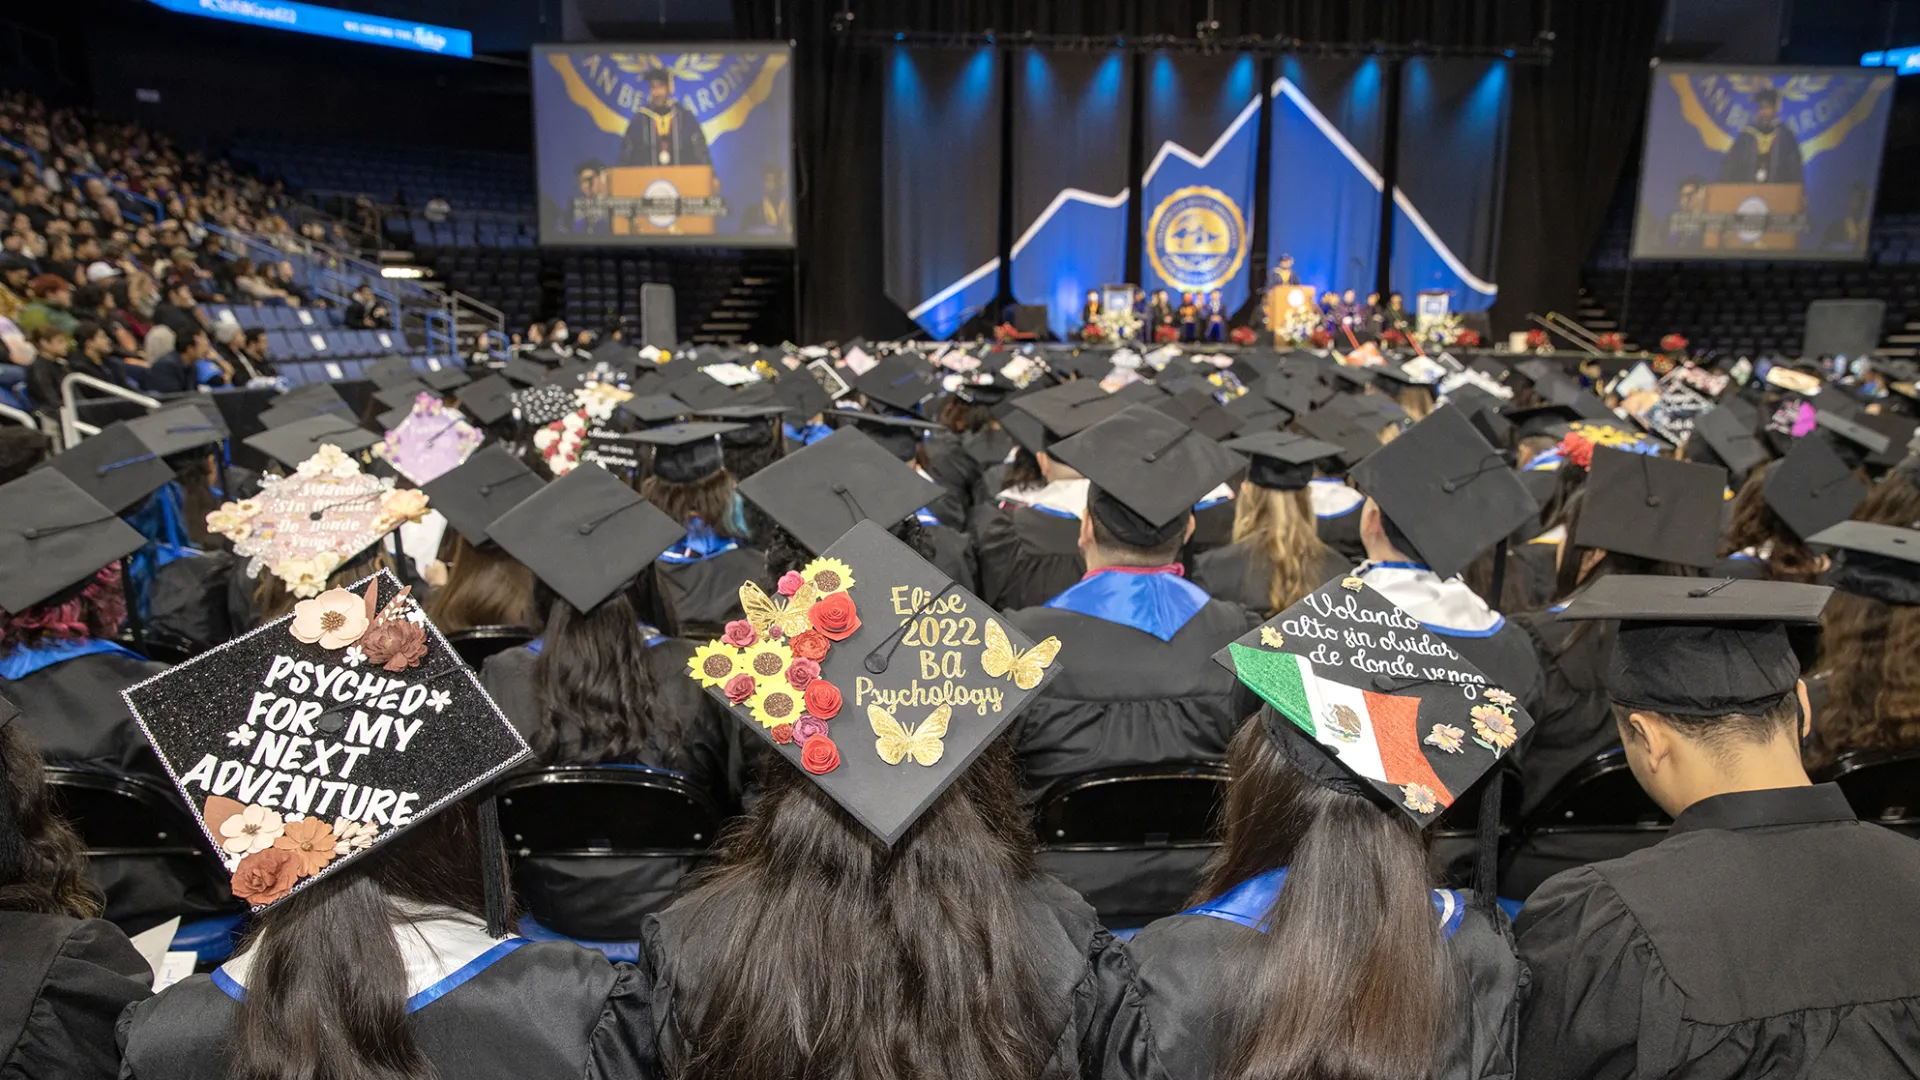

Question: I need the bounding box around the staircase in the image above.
[1572,287,1636,351]
[693,253,793,344]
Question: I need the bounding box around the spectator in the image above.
[343,282,387,329]
[15,274,77,337]
[0,253,31,321]
[268,259,308,305]
[233,325,274,381]
[0,314,29,404]
[24,323,74,413]
[139,324,176,388]
[151,279,204,341]
[145,325,224,393]
[424,193,451,223]
[229,257,292,304]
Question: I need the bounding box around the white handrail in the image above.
[60,373,160,449]
[0,400,35,428]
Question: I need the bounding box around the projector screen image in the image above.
[1631,63,1895,261]
[533,44,793,248]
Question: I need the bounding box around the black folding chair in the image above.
[445,625,538,669]
[1500,749,1670,901]
[1822,746,1920,839]
[1035,764,1231,929]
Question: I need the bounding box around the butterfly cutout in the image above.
[739,579,819,639]
[980,619,1061,691]
[870,704,950,766]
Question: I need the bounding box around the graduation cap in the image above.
[1558,575,1831,716]
[1815,410,1891,468]
[1262,372,1331,417]
[1810,521,1920,606]
[499,357,551,387]
[258,394,354,431]
[376,406,410,431]
[1763,434,1867,541]
[1223,431,1344,491]
[121,569,531,926]
[419,445,545,547]
[486,463,682,613]
[0,469,146,612]
[376,397,482,485]
[630,422,745,484]
[771,370,832,421]
[372,380,433,411]
[1812,386,1865,420]
[1501,404,1577,442]
[420,366,473,393]
[1045,404,1245,549]
[1350,405,1541,579]
[618,393,692,427]
[1574,448,1725,569]
[1050,348,1116,381]
[457,374,517,426]
[1691,405,1771,482]
[667,369,748,413]
[127,401,230,458]
[853,354,941,415]
[1293,406,1381,469]
[1860,413,1919,470]
[1212,575,1535,828]
[1006,381,1134,451]
[245,414,381,469]
[1222,387,1289,434]
[366,356,419,388]
[827,410,941,463]
[686,520,1062,846]
[1155,388,1240,441]
[43,421,175,514]
[737,428,943,553]
[513,384,578,428]
[695,400,786,449]
[209,444,431,589]
[274,382,347,411]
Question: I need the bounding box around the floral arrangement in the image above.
[533,410,589,476]
[1553,430,1596,470]
[1594,331,1625,353]
[1083,304,1144,346]
[1525,328,1551,352]
[1452,328,1481,348]
[1306,328,1333,348]
[689,557,859,774]
[1153,324,1181,343]
[1660,333,1689,356]
[1229,325,1257,345]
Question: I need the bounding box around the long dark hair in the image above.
[0,723,101,920]
[427,535,536,632]
[1200,716,1455,1080]
[666,741,1054,1080]
[642,469,746,539]
[1809,589,1920,769]
[1719,462,1823,583]
[229,802,494,1080]
[528,582,678,765]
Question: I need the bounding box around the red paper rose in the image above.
[786,656,821,690]
[1455,329,1481,347]
[800,734,840,774]
[770,723,794,744]
[790,629,831,661]
[724,674,757,704]
[1525,328,1550,349]
[1230,326,1257,345]
[803,679,843,720]
[231,847,304,906]
[721,620,758,647]
[809,592,861,642]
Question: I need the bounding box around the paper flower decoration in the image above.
[740,641,795,683]
[227,447,421,593]
[798,557,854,595]
[231,848,304,905]
[220,804,285,856]
[749,683,804,729]
[289,588,370,650]
[689,641,744,687]
[273,816,338,876]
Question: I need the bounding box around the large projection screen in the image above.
[533,44,794,248]
[1630,62,1895,262]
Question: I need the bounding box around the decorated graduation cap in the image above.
[245,415,381,469]
[128,401,230,458]
[1212,574,1534,828]
[1350,404,1540,579]
[514,383,578,428]
[1810,521,1920,606]
[457,374,518,426]
[1574,447,1725,569]
[1691,404,1771,482]
[630,421,745,483]
[1046,403,1245,549]
[687,520,1061,845]
[418,445,545,547]
[485,463,682,613]
[1223,431,1343,492]
[43,420,175,514]
[376,394,482,485]
[121,569,530,927]
[1763,433,1867,540]
[1559,575,1831,716]
[770,368,833,420]
[0,468,146,613]
[738,427,943,554]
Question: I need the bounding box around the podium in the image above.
[607,166,720,236]
[1703,183,1804,251]
[1261,281,1320,345]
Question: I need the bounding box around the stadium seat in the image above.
[1035,764,1229,928]
[1500,749,1670,900]
[446,625,539,668]
[1821,747,1920,839]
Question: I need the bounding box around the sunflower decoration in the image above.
[749,682,805,729]
[1470,703,1519,755]
[740,640,796,683]
[798,556,855,596]
[689,641,745,688]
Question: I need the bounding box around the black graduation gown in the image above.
[1189,539,1353,615]
[654,544,771,640]
[0,914,152,1080]
[640,874,1112,1078]
[1101,894,1522,1080]
[1182,499,1236,565]
[1007,599,1261,925]
[147,550,243,650]
[920,430,982,528]
[1518,784,1920,1079]
[1316,504,1367,565]
[973,506,1086,612]
[1508,541,1560,613]
[118,940,651,1079]
[921,519,980,595]
[1708,553,1769,581]
[480,641,743,939]
[3,651,237,931]
[1510,613,1618,816]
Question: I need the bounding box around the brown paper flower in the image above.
[360,620,428,671]
[789,629,830,662]
[273,816,339,876]
[231,847,305,906]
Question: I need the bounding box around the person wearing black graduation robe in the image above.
[973,484,1089,613]
[652,530,771,641]
[918,428,981,529]
[1510,611,1620,816]
[1310,477,1368,564]
[0,913,152,1080]
[1182,491,1237,566]
[1191,539,1353,614]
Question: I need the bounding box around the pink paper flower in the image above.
[777,570,805,597]
[721,620,758,648]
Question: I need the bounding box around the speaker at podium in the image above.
[607,166,722,236]
[1701,182,1804,251]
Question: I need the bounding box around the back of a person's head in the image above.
[669,741,1053,1080]
[1088,487,1187,566]
[528,581,670,766]
[1814,593,1920,767]
[1720,462,1822,582]
[1231,485,1330,615]
[0,564,126,649]
[0,722,100,919]
[0,426,51,485]
[426,535,535,633]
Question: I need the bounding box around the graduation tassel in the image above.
[477,792,511,938]
[1472,767,1503,916]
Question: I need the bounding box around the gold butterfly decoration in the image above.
[870,704,950,767]
[980,619,1061,690]
[739,579,818,639]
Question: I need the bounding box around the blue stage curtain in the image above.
[1390,58,1511,314]
[882,46,1002,339]
[1138,52,1261,321]
[1265,57,1387,310]
[1009,49,1130,339]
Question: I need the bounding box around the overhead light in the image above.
[381,266,427,279]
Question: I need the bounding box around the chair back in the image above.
[495,765,722,857]
[446,625,538,669]
[44,767,209,858]
[1824,746,1920,834]
[1036,764,1229,851]
[1522,748,1670,832]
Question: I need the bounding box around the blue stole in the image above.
[123,482,200,622]
[658,518,739,565]
[1044,567,1210,642]
[784,421,834,446]
[0,637,145,680]
[213,939,530,1012]
[527,624,667,655]
[1526,449,1565,472]
[1183,868,1467,940]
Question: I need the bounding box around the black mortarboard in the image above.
[666,370,747,412]
[827,410,941,463]
[419,366,471,393]
[457,374,517,426]
[0,469,146,612]
[1223,388,1289,433]
[274,383,347,411]
[1502,404,1577,442]
[619,393,692,426]
[1263,372,1330,416]
[771,370,832,421]
[1294,406,1381,469]
[1559,575,1830,716]
[1763,435,1867,540]
[1212,576,1534,828]
[128,402,230,458]
[1812,386,1865,420]
[737,428,943,553]
[376,406,411,431]
[1691,405,1771,482]
[1810,521,1920,606]
[499,357,551,387]
[1861,413,1918,470]
[419,445,545,546]
[687,520,1060,845]
[1047,404,1245,547]
[259,395,353,431]
[1224,431,1343,491]
[1574,447,1725,569]
[1155,389,1240,441]
[632,422,744,484]
[373,380,433,411]
[853,355,941,415]
[245,415,381,469]
[1007,381,1133,447]
[1816,410,1891,470]
[122,570,531,921]
[44,421,175,514]
[487,464,683,612]
[366,356,419,388]
[1350,405,1540,579]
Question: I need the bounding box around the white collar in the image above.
[221,901,508,1000]
[1309,479,1364,518]
[1358,560,1503,635]
[1530,524,1565,545]
[998,477,1088,519]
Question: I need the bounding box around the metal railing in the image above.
[0,399,35,428]
[1526,312,1603,356]
[60,373,159,449]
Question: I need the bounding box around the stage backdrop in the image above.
[1266,57,1387,312]
[1140,52,1261,319]
[1390,58,1509,313]
[532,44,793,247]
[883,46,1003,340]
[1630,64,1895,261]
[1009,49,1131,339]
